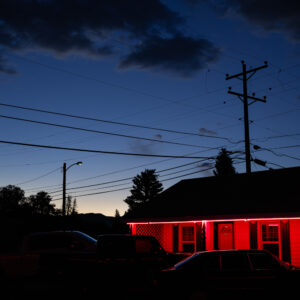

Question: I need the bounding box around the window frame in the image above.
[179,224,196,253]
[258,222,281,259]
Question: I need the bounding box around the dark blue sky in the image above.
[0,0,299,215]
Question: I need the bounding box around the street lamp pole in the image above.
[62,161,82,216]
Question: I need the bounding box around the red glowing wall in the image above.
[129,217,300,267]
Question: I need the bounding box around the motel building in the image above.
[127,166,300,267]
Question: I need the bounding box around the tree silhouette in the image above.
[0,185,25,215]
[214,148,236,176]
[115,209,121,218]
[27,191,56,215]
[124,169,163,215]
[66,195,78,216]
[71,198,78,215]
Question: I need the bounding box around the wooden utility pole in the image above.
[62,162,66,216]
[226,61,268,173]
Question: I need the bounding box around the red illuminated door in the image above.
[218,223,233,250]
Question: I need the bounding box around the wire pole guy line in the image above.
[226,60,268,173]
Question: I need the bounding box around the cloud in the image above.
[198,162,214,168]
[155,134,163,139]
[0,55,17,74]
[0,0,219,76]
[205,0,300,41]
[119,35,220,77]
[199,127,218,135]
[128,140,157,155]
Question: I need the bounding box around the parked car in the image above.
[157,249,299,300]
[0,230,97,280]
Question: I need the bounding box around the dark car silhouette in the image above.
[157,249,299,300]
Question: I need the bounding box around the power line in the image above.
[23,147,225,193]
[0,139,215,159]
[51,165,216,201]
[7,53,236,116]
[252,145,300,161]
[253,133,300,142]
[49,177,133,195]
[6,53,183,107]
[0,102,237,143]
[272,145,300,150]
[51,160,246,202]
[14,167,61,185]
[0,114,215,149]
[47,158,210,195]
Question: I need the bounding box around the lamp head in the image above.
[76,161,83,166]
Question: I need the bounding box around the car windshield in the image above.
[174,253,199,269]
[74,231,97,244]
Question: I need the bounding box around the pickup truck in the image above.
[64,234,187,293]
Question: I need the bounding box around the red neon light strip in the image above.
[127,216,300,225]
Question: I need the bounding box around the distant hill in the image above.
[78,213,114,227]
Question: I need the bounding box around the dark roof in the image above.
[127,166,300,220]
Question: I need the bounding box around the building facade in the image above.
[126,167,300,266]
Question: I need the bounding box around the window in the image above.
[201,253,221,273]
[135,239,154,255]
[181,226,195,253]
[182,227,194,241]
[221,253,251,272]
[28,234,72,251]
[248,253,280,270]
[262,224,279,242]
[261,224,280,258]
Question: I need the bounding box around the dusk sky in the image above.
[0,0,299,216]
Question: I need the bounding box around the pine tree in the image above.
[124,169,163,214]
[214,148,236,176]
[115,209,121,218]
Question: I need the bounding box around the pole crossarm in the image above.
[228,90,266,103]
[226,63,268,80]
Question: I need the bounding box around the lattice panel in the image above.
[136,224,163,246]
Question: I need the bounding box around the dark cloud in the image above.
[199,127,218,135]
[0,0,219,76]
[205,0,300,41]
[119,35,220,77]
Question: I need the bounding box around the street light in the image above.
[62,161,82,216]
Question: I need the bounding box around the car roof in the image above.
[97,234,156,239]
[27,230,84,236]
[195,249,271,256]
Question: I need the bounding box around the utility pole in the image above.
[62,162,66,216]
[226,61,268,173]
[62,161,82,216]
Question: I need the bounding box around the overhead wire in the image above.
[51,164,218,201]
[0,102,239,143]
[22,146,227,193]
[0,114,215,149]
[0,139,216,159]
[14,167,61,185]
[47,158,212,196]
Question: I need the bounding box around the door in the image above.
[218,223,233,250]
